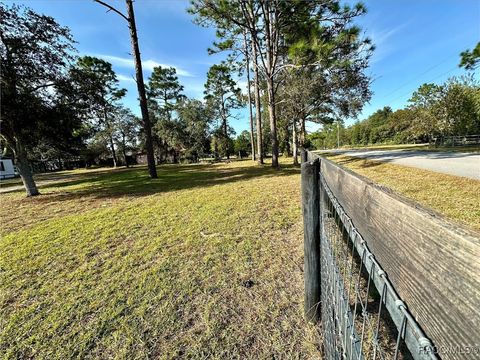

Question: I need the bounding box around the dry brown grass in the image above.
[325,155,480,231]
[0,161,323,359]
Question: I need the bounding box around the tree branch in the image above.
[93,0,129,22]
[26,82,57,94]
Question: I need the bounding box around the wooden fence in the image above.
[301,150,480,359]
[431,134,480,147]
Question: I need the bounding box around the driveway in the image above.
[321,149,480,180]
[0,169,106,194]
[0,178,60,194]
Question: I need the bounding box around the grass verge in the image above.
[0,160,321,359]
[317,143,480,153]
[324,154,480,231]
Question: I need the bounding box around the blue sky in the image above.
[11,0,480,134]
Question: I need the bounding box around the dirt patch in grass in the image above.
[324,154,480,231]
[0,160,322,359]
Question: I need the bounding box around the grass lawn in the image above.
[3,155,477,359]
[0,160,321,359]
[323,143,480,153]
[323,154,480,231]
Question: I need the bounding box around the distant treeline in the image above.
[308,75,480,149]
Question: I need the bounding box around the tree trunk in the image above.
[263,3,278,168]
[109,135,118,167]
[123,149,129,167]
[224,126,230,160]
[126,0,157,178]
[220,94,230,160]
[251,36,263,164]
[14,139,39,197]
[103,105,118,168]
[266,78,279,168]
[163,140,168,163]
[284,121,291,157]
[293,120,299,165]
[300,117,306,147]
[214,140,219,160]
[243,31,256,161]
[337,119,340,148]
[122,134,129,168]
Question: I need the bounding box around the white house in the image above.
[0,158,16,179]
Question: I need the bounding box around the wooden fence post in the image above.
[301,149,308,163]
[302,156,321,323]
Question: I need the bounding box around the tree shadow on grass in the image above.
[18,162,300,203]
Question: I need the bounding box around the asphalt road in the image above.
[323,149,480,180]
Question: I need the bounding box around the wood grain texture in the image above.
[302,159,321,323]
[301,149,308,163]
[318,156,480,360]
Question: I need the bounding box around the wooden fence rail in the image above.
[301,150,480,359]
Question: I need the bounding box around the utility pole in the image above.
[94,0,158,178]
[337,119,340,149]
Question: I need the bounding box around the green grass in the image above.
[419,145,480,153]
[315,143,480,153]
[339,143,429,151]
[0,161,321,359]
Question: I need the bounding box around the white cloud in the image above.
[181,81,205,99]
[97,54,194,77]
[369,24,407,64]
[372,25,403,47]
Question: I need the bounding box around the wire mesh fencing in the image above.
[431,134,480,147]
[316,170,438,360]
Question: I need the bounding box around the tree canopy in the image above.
[459,42,480,70]
[0,3,80,196]
[190,0,373,165]
[310,76,480,148]
[3,1,478,197]
[204,63,242,159]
